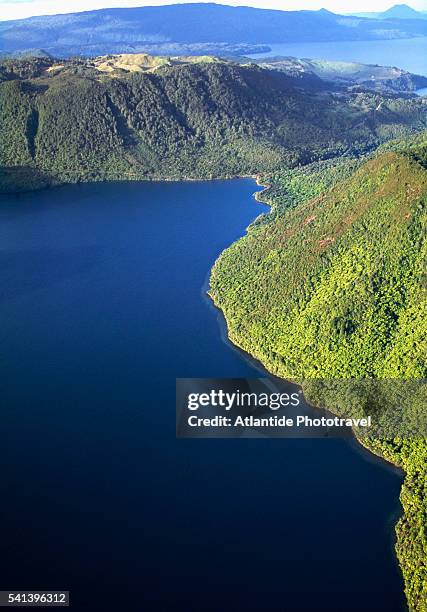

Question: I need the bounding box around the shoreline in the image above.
[205,176,408,598]
[3,164,409,477]
[0,169,263,196]
[206,178,406,472]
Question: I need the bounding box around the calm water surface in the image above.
[250,37,427,76]
[0,180,404,611]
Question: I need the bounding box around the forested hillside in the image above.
[1,55,426,193]
[210,137,427,611]
[211,147,426,379]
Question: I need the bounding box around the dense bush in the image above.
[1,58,426,192]
[210,141,427,611]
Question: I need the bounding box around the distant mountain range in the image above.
[1,3,427,58]
[354,3,427,20]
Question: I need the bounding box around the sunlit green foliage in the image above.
[210,142,427,611]
[211,151,426,379]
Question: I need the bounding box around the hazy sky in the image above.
[1,0,426,21]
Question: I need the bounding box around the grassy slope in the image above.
[1,57,426,192]
[210,144,427,611]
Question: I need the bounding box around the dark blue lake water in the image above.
[0,180,404,611]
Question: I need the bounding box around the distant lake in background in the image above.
[250,37,427,76]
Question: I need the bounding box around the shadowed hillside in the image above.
[1,55,426,192]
